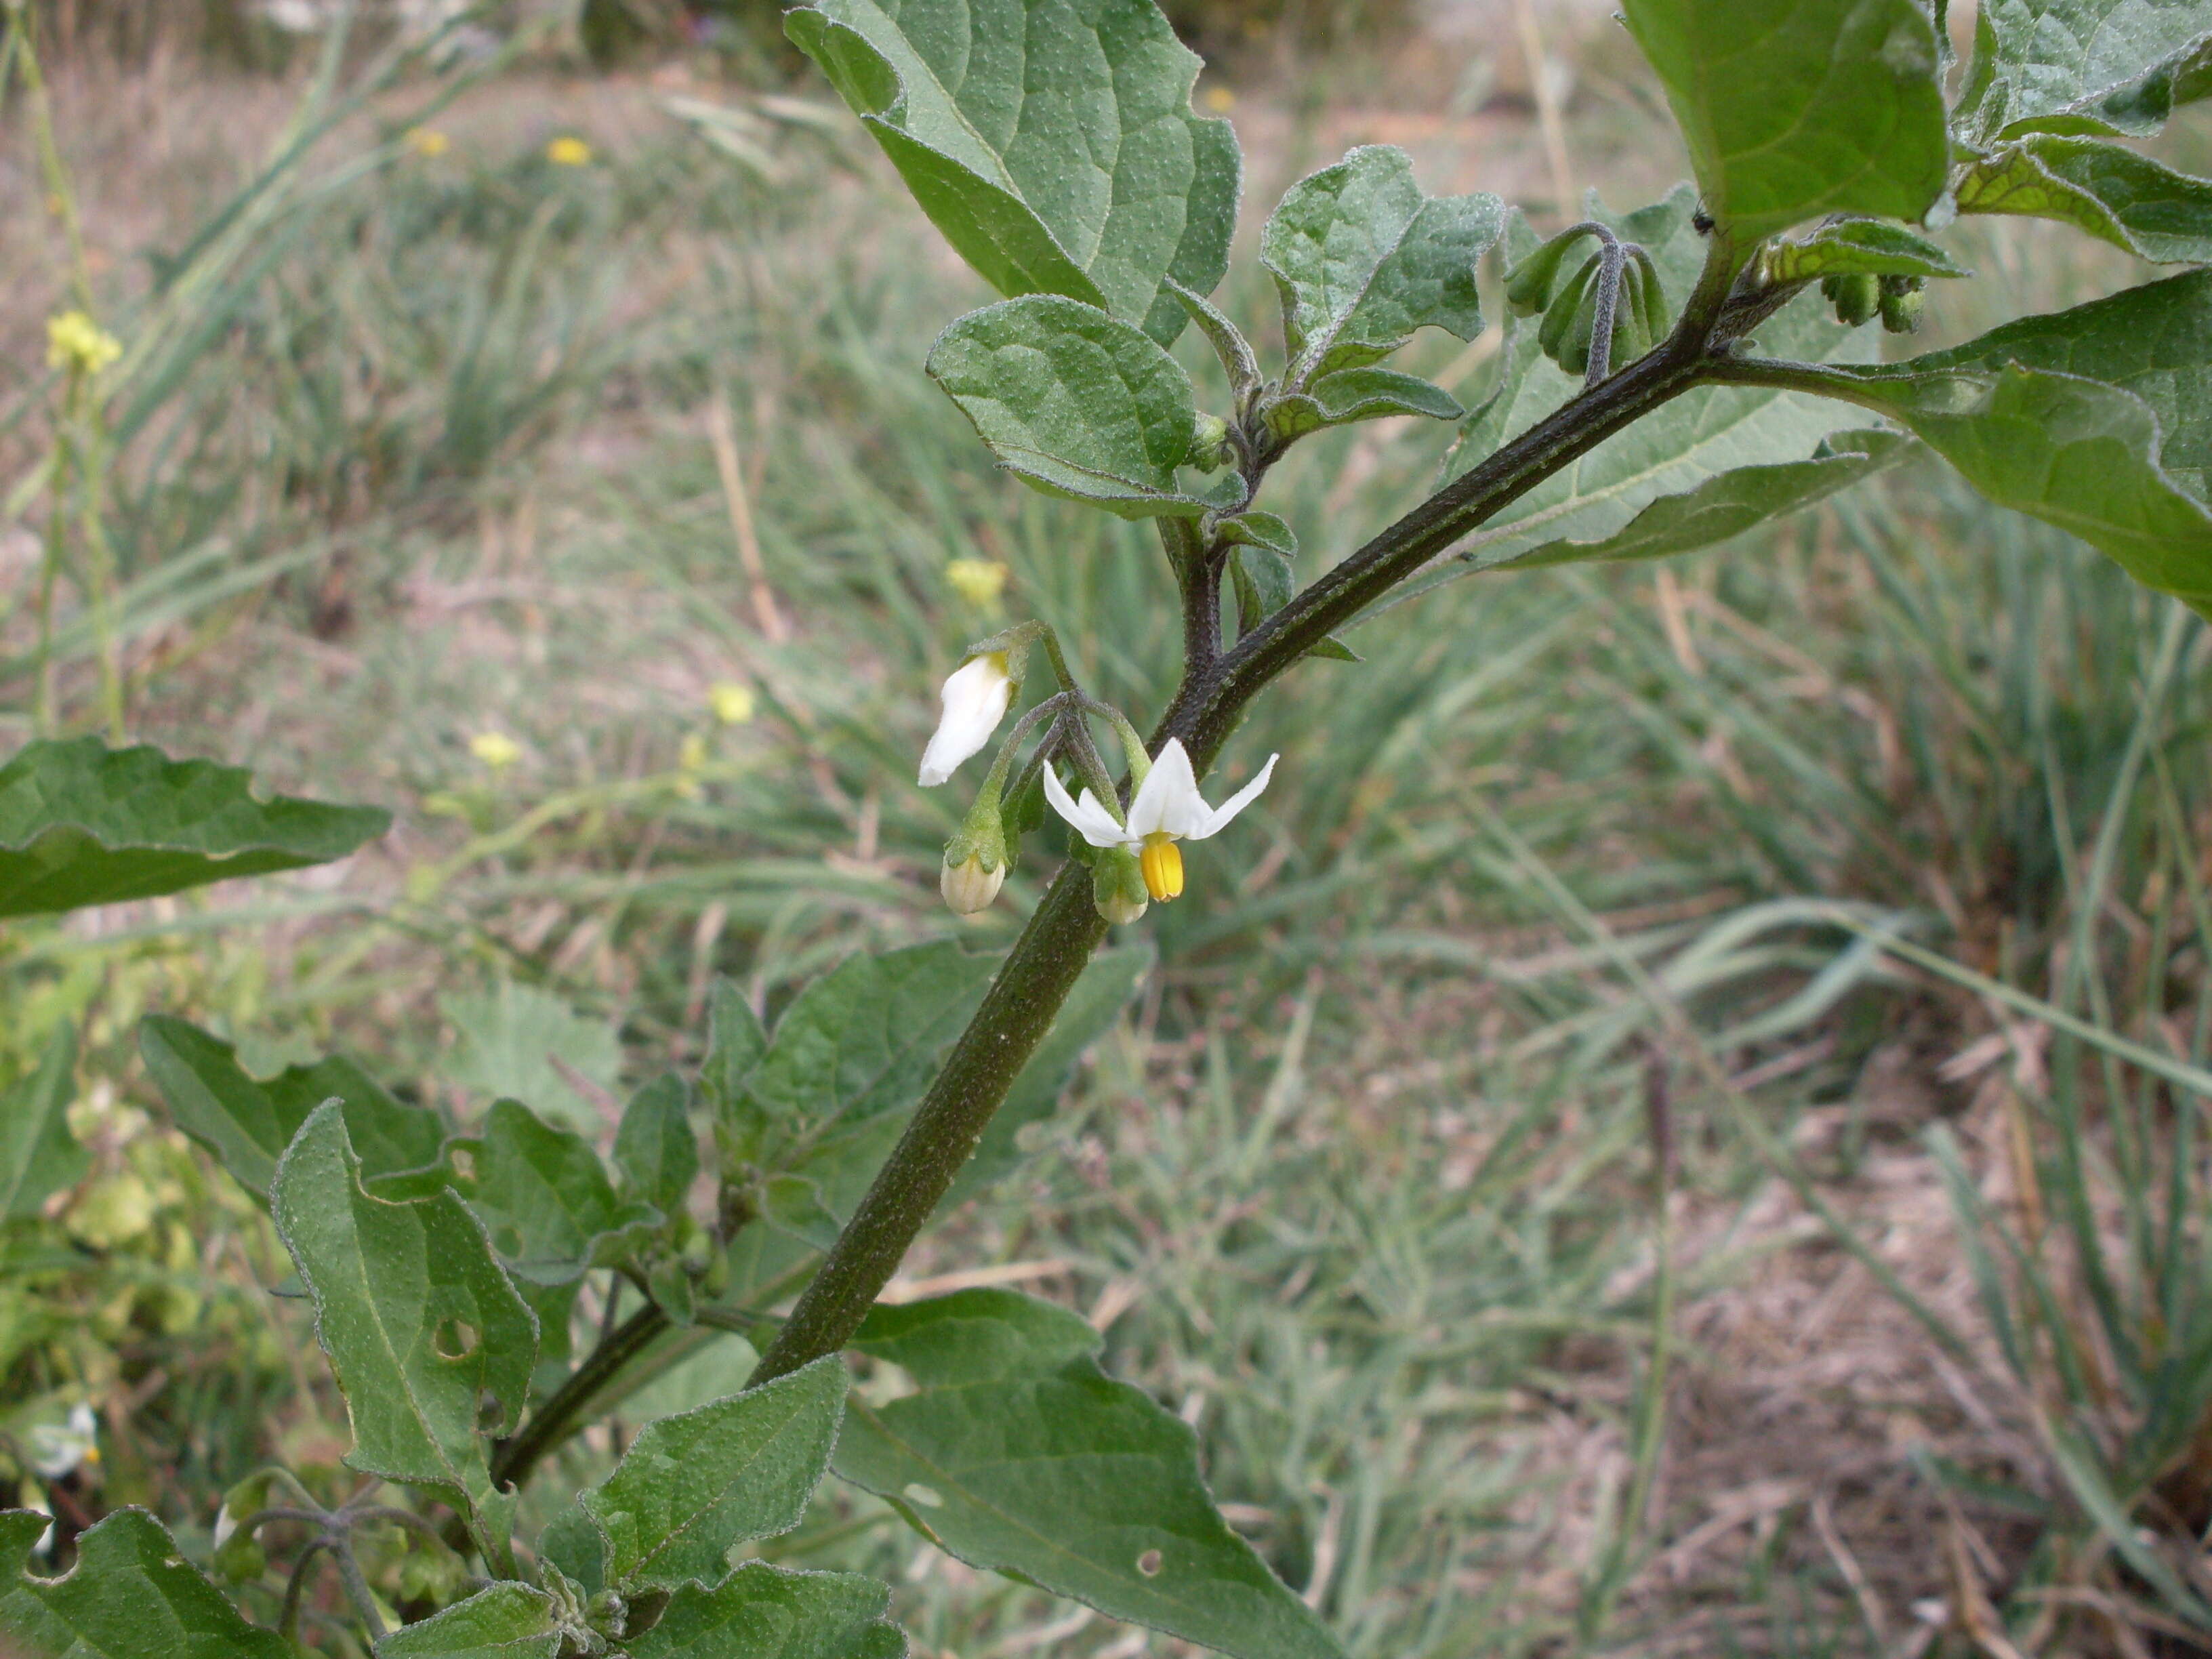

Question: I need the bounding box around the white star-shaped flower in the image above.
[918,652,1015,787]
[1043,737,1277,901]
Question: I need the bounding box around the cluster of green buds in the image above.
[1504,221,1668,385]
[916,621,1279,925]
[1819,271,1926,333]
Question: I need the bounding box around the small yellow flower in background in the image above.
[945,558,1010,607]
[546,136,594,167]
[407,127,451,158]
[47,310,121,375]
[469,731,521,771]
[709,681,756,725]
[1203,85,1237,112]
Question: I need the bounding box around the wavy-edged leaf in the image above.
[271,1102,535,1545]
[1258,145,1500,386]
[0,1507,291,1659]
[785,0,1239,346]
[0,737,387,919]
[464,1099,658,1286]
[1486,428,1916,571]
[928,297,1210,519]
[140,1015,445,1204]
[628,1562,907,1659]
[573,1356,845,1593]
[835,1290,1343,1659]
[1450,191,1879,571]
[443,981,621,1133]
[1763,219,1970,281]
[1,1026,83,1222]
[1818,266,2212,611]
[1620,0,1949,239]
[376,1582,561,1659]
[1265,367,1461,439]
[1957,135,2212,263]
[1970,0,2212,138]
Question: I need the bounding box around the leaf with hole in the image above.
[0,1507,291,1659]
[1260,145,1499,387]
[270,1102,536,1554]
[140,1015,445,1204]
[1967,0,2212,138]
[928,297,1212,519]
[571,1355,845,1593]
[626,1562,906,1659]
[1956,136,2212,263]
[1620,0,1949,239]
[0,737,388,919]
[1,1025,84,1222]
[834,1290,1343,1659]
[785,0,1238,346]
[375,1581,562,1659]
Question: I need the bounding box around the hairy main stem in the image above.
[749,235,1753,1385]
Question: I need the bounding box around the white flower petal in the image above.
[1042,764,1133,848]
[1192,752,1278,839]
[1128,738,1208,839]
[918,653,1014,787]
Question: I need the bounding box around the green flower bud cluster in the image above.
[1503,226,1666,382]
[1186,411,1236,473]
[1820,271,1925,333]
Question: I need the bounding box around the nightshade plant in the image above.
[8,0,2212,1652]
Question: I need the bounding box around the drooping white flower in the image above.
[28,1404,98,1480]
[918,652,1015,787]
[1043,737,1277,902]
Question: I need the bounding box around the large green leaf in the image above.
[785,0,1238,346]
[271,1102,536,1546]
[835,1290,1342,1659]
[463,1099,658,1286]
[1450,192,1881,573]
[0,738,388,920]
[0,1507,291,1659]
[1969,0,2212,138]
[1620,0,1947,240]
[1,1025,84,1221]
[1762,218,1970,281]
[1815,267,2212,611]
[376,1582,561,1659]
[140,1015,445,1204]
[1258,145,1500,387]
[616,1073,699,1216]
[627,1563,905,1659]
[442,981,621,1133]
[568,1357,844,1593]
[1956,135,2212,264]
[928,296,1211,519]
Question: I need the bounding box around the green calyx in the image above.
[1091,845,1149,925]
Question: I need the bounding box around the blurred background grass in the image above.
[4,2,2212,1655]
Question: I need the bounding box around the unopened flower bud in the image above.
[1092,845,1149,925]
[941,786,1011,914]
[941,853,1006,914]
[1820,272,1881,327]
[1187,413,1233,472]
[1878,274,1925,334]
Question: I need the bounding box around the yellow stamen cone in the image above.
[1139,833,1184,901]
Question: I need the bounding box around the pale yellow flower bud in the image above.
[940,853,1006,914]
[709,680,756,724]
[469,731,521,770]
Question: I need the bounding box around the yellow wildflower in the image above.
[546,136,594,167]
[709,681,756,725]
[469,731,522,771]
[407,127,451,158]
[945,558,1010,607]
[1204,85,1237,112]
[47,310,121,376]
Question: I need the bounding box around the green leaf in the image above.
[376,1582,561,1659]
[1820,267,2212,609]
[1,1025,83,1222]
[1762,219,1971,281]
[1619,0,1949,239]
[575,1356,846,1593]
[1452,191,1880,571]
[1265,367,1462,438]
[703,977,771,1167]
[270,1101,536,1548]
[1970,0,2212,138]
[1259,145,1499,388]
[835,1290,1342,1659]
[616,1073,699,1216]
[0,737,388,920]
[140,1015,445,1204]
[442,981,621,1133]
[1167,279,1263,405]
[465,1099,658,1285]
[0,1507,291,1659]
[626,1562,906,1659]
[1213,512,1297,558]
[1488,428,1916,571]
[927,296,1212,520]
[785,0,1239,346]
[1956,135,2212,263]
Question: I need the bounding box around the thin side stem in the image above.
[331,1538,388,1641]
[489,1300,669,1493]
